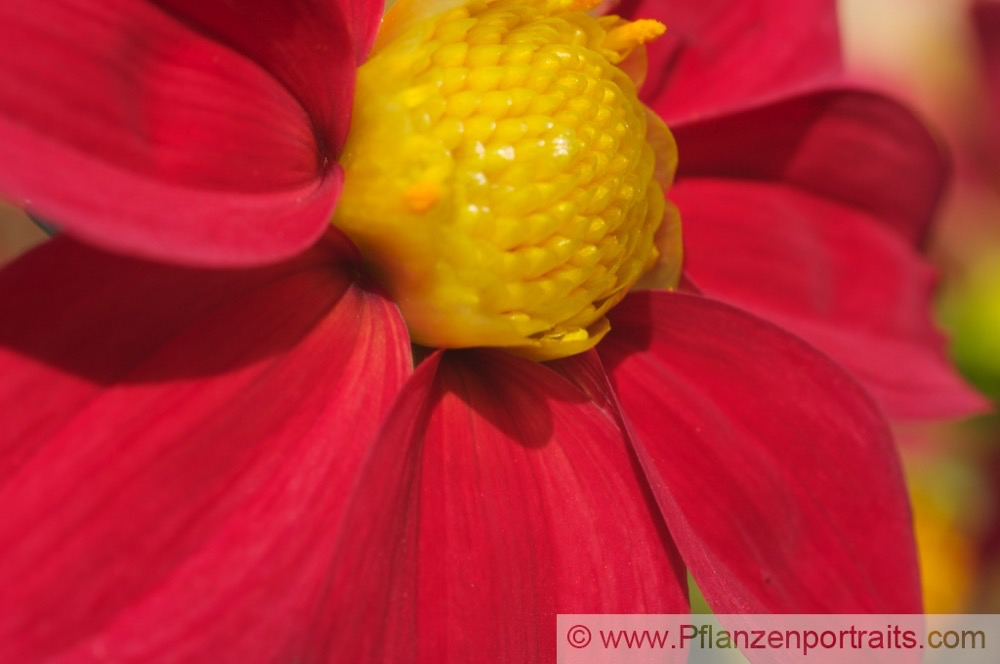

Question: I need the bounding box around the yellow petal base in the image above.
[334,0,680,359]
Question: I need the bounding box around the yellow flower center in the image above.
[333,0,680,360]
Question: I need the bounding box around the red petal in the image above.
[0,234,412,660]
[341,0,388,62]
[600,291,923,613]
[673,88,949,247]
[676,178,987,419]
[148,0,370,149]
[616,0,841,124]
[0,0,361,266]
[323,350,688,662]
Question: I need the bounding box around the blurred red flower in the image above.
[974,0,1000,175]
[0,0,985,661]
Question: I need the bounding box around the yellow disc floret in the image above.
[333,0,679,360]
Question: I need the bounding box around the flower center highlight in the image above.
[334,0,680,360]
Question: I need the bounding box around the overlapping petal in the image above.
[147,0,381,144]
[0,233,411,661]
[671,89,983,418]
[616,0,841,124]
[675,179,985,419]
[600,291,923,613]
[673,89,949,246]
[333,0,388,62]
[322,350,688,662]
[0,0,376,266]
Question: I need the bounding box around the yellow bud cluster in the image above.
[334,0,679,359]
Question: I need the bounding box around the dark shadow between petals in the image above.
[432,349,598,449]
[0,232,356,385]
[599,289,656,375]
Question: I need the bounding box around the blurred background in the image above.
[1,0,998,613]
[840,0,1000,612]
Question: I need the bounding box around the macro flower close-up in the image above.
[0,0,988,661]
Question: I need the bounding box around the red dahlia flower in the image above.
[0,0,985,661]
